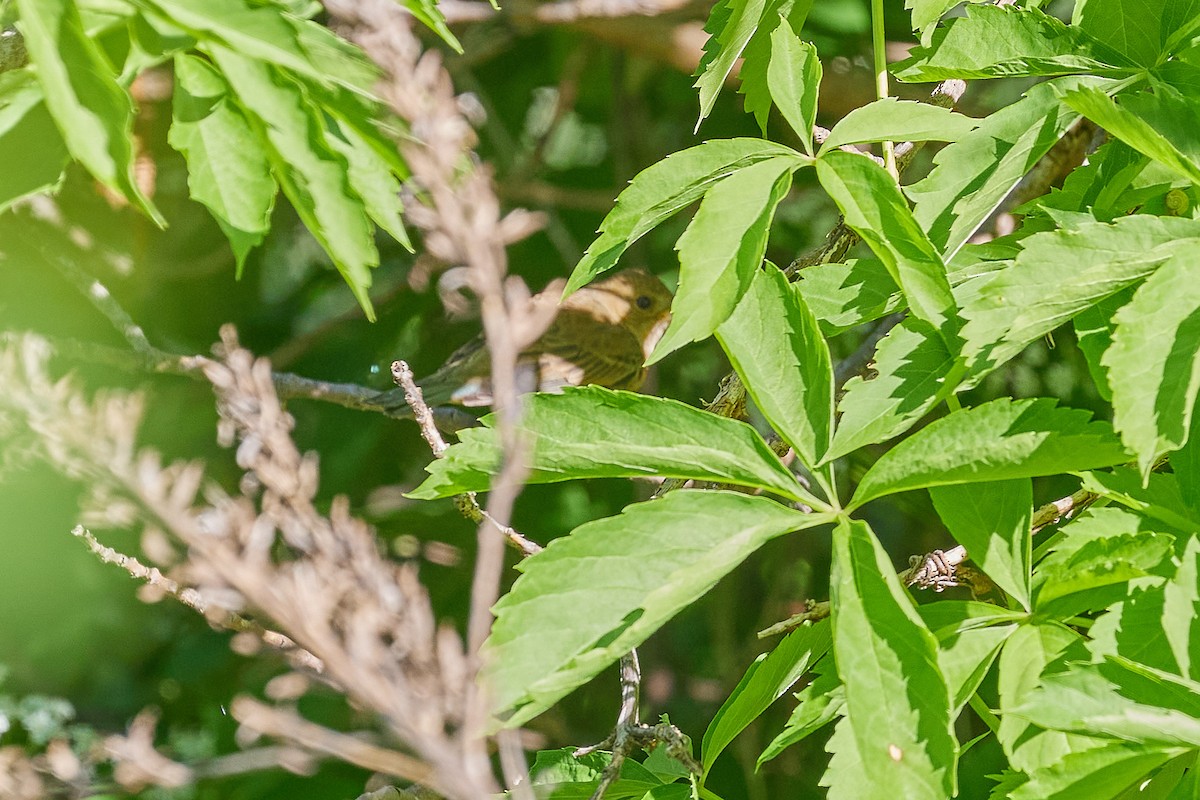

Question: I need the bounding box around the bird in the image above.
[377,268,673,414]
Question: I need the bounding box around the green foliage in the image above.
[7,0,1200,796]
[2,0,435,318]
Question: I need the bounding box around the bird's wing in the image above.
[535,321,647,392]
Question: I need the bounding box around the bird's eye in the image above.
[636,295,652,310]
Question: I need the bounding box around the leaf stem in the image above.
[870,0,896,177]
[968,693,1001,736]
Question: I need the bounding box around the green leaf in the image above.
[1033,507,1175,614]
[325,117,412,251]
[567,139,801,294]
[891,5,1132,82]
[908,78,1093,260]
[736,0,814,134]
[997,623,1092,773]
[137,0,378,93]
[794,258,902,335]
[1078,468,1200,534]
[701,619,831,776]
[930,479,1032,610]
[819,99,979,153]
[1075,0,1187,67]
[0,72,68,212]
[816,150,957,337]
[210,46,378,319]
[1016,657,1200,746]
[918,602,1019,714]
[1163,535,1200,681]
[1010,742,1182,800]
[820,715,871,800]
[16,0,161,222]
[399,0,463,54]
[1062,87,1200,188]
[530,749,665,799]
[960,215,1200,385]
[758,662,843,766]
[409,387,811,503]
[716,266,834,468]
[829,519,956,799]
[651,155,801,361]
[1073,287,1134,403]
[484,491,826,727]
[823,319,957,464]
[1104,248,1200,476]
[169,54,275,271]
[765,18,820,153]
[849,398,1131,509]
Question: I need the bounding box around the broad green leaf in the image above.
[1062,87,1200,187]
[1075,0,1191,67]
[1163,535,1200,680]
[1016,658,1200,746]
[567,139,801,294]
[483,491,826,727]
[1073,287,1135,402]
[908,78,1093,260]
[821,715,872,800]
[1104,249,1200,476]
[829,519,956,799]
[766,18,819,153]
[918,601,1020,714]
[819,99,978,153]
[1010,742,1182,800]
[0,72,68,212]
[1078,468,1200,534]
[16,0,160,222]
[930,479,1032,609]
[1089,579,1179,676]
[409,387,810,503]
[849,398,1131,508]
[1033,507,1175,614]
[823,319,957,464]
[891,5,1132,82]
[794,258,902,334]
[169,54,275,271]
[701,620,831,776]
[716,266,834,467]
[906,0,967,44]
[137,0,378,92]
[960,215,1200,385]
[758,662,843,766]
[816,150,957,337]
[997,623,1094,773]
[651,156,800,361]
[210,47,378,318]
[1175,428,1200,513]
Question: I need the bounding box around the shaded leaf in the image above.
[702,620,831,776]
[484,491,826,727]
[717,266,834,467]
[817,150,957,337]
[758,662,843,766]
[1104,248,1200,476]
[930,478,1032,609]
[0,72,68,212]
[766,19,820,153]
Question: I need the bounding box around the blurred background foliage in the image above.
[0,0,1098,796]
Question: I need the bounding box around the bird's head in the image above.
[566,268,674,355]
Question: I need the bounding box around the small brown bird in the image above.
[379,268,673,413]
